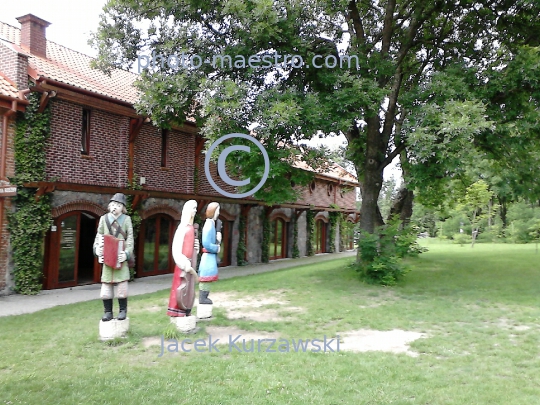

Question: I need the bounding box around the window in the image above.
[217,218,234,267]
[161,129,168,167]
[140,214,174,276]
[327,183,334,196]
[81,109,91,154]
[269,218,287,260]
[315,219,327,253]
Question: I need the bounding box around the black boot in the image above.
[199,290,213,305]
[102,299,113,322]
[117,298,128,321]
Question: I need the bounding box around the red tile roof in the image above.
[0,72,20,99]
[0,21,139,104]
[292,159,358,185]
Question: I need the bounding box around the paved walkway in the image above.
[0,251,356,317]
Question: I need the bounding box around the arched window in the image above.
[138,214,175,276]
[315,219,327,253]
[269,218,287,260]
[217,215,234,267]
[45,211,100,289]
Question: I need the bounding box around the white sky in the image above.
[2,0,400,182]
[2,0,104,57]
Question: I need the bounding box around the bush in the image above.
[452,233,470,245]
[353,217,427,286]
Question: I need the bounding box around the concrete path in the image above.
[0,251,356,317]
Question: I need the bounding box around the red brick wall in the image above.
[0,114,16,293]
[134,125,195,193]
[0,42,29,90]
[295,179,357,210]
[196,154,239,197]
[46,99,129,187]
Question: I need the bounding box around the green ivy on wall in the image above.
[237,212,247,266]
[292,214,299,258]
[328,212,341,253]
[126,176,143,280]
[261,209,270,263]
[7,92,52,294]
[306,210,315,256]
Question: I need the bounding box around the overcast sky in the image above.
[2,0,105,57]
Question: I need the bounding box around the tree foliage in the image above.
[91,0,540,236]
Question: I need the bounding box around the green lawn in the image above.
[2,241,540,404]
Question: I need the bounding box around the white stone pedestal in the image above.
[170,315,197,333]
[99,318,130,341]
[197,304,213,319]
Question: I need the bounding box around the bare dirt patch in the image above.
[495,317,531,331]
[337,329,427,357]
[208,290,304,322]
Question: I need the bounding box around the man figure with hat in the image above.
[93,193,134,321]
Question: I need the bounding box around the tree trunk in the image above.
[358,116,385,234]
[387,186,414,227]
[359,168,384,234]
[498,196,507,229]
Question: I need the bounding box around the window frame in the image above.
[161,129,169,167]
[81,108,91,155]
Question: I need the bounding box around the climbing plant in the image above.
[7,92,52,294]
[261,209,270,263]
[306,210,315,256]
[236,211,247,266]
[125,176,143,280]
[292,214,299,258]
[328,211,341,253]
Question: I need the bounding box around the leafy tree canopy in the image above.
[91,0,540,230]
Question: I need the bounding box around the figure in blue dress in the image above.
[198,202,221,304]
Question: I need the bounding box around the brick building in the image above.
[0,14,359,295]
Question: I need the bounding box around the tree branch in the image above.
[380,142,407,170]
[381,0,396,56]
[347,0,366,46]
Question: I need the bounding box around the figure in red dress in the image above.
[167,200,199,317]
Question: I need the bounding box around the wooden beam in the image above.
[38,82,140,117]
[22,181,356,212]
[295,208,309,219]
[37,91,56,113]
[34,183,56,201]
[197,199,211,217]
[131,193,148,210]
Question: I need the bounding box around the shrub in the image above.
[452,233,470,246]
[353,217,426,286]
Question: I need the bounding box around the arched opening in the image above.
[315,218,327,253]
[45,211,100,289]
[344,220,355,250]
[217,214,234,267]
[138,213,175,277]
[269,217,287,260]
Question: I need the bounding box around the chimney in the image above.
[16,14,51,58]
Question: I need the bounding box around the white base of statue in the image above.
[99,318,130,341]
[197,304,213,319]
[170,315,197,333]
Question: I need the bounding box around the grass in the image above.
[2,241,540,404]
